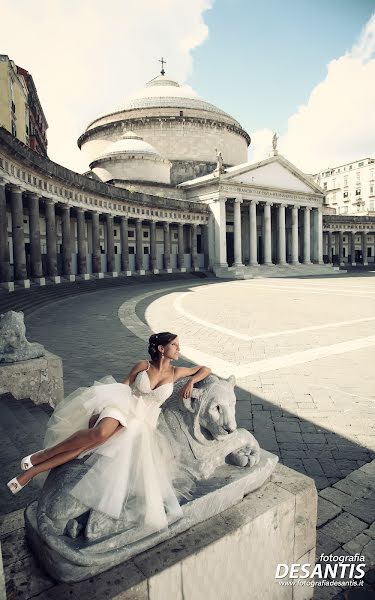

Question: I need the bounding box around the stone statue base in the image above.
[25,449,278,582]
[0,351,64,406]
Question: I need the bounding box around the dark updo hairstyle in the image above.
[148,332,177,361]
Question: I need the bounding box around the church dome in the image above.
[78,71,250,185]
[97,131,161,159]
[90,131,171,185]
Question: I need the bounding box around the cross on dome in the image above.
[158,57,166,75]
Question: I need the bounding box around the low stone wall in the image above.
[0,351,63,406]
[2,463,317,599]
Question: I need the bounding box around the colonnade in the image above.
[323,230,375,266]
[0,182,206,284]
[216,198,323,267]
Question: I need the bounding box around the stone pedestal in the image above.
[0,351,63,406]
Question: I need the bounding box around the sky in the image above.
[1,0,374,174]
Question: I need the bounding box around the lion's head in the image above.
[182,374,237,443]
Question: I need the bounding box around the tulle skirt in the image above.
[42,377,186,531]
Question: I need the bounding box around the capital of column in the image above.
[25,191,40,201]
[249,199,259,205]
[8,184,24,194]
[0,177,7,187]
[278,203,287,209]
[234,197,243,204]
[264,201,273,207]
[303,206,312,211]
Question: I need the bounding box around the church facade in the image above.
[0,71,373,290]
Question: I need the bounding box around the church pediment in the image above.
[223,156,322,195]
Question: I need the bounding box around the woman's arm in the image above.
[174,365,212,399]
[122,360,149,386]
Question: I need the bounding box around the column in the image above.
[150,220,157,272]
[201,223,209,269]
[233,197,243,267]
[191,223,199,270]
[277,203,286,265]
[61,205,72,277]
[163,221,171,271]
[338,230,344,266]
[135,218,143,272]
[263,202,272,265]
[91,212,101,274]
[290,206,299,264]
[249,200,258,266]
[26,193,43,279]
[105,214,115,273]
[317,208,323,264]
[361,231,368,265]
[303,207,311,264]
[211,197,227,267]
[10,185,27,281]
[45,199,58,278]
[349,231,356,266]
[311,208,319,263]
[76,208,88,276]
[120,216,130,273]
[0,179,11,282]
[177,222,185,270]
[327,230,333,263]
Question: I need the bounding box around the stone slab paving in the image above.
[1,273,375,598]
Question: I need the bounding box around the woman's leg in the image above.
[30,417,123,466]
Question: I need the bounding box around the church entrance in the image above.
[226,232,234,266]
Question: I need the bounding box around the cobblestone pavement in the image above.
[23,273,375,598]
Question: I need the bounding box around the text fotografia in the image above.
[275,554,365,582]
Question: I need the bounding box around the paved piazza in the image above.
[26,273,375,491]
[142,275,375,489]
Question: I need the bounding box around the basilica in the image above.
[0,68,371,289]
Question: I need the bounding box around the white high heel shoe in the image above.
[7,477,28,494]
[21,452,42,471]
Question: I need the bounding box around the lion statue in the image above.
[31,374,260,545]
[0,311,45,363]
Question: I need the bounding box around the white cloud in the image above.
[250,13,375,173]
[1,0,213,172]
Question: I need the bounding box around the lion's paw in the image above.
[227,445,259,468]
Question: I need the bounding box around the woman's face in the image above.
[161,337,180,360]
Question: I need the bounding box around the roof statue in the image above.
[215,149,225,174]
[272,132,278,152]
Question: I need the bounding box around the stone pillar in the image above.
[233,197,243,267]
[249,200,258,266]
[10,185,28,282]
[76,208,88,277]
[317,208,323,264]
[350,231,356,266]
[120,216,130,274]
[191,223,199,270]
[105,214,115,273]
[211,197,228,267]
[91,212,101,275]
[290,206,299,265]
[201,223,209,269]
[277,203,286,265]
[26,192,44,281]
[263,202,273,265]
[163,222,171,271]
[150,220,158,273]
[135,218,144,273]
[0,179,11,283]
[327,230,333,264]
[338,230,344,266]
[361,231,368,266]
[61,205,73,279]
[303,207,311,264]
[45,199,58,279]
[177,223,185,271]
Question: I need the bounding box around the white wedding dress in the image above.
[42,364,189,533]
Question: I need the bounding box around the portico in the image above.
[179,154,325,276]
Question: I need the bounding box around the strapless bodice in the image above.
[132,369,174,407]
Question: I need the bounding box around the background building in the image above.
[315,158,375,215]
[0,55,48,156]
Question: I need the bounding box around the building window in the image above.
[128,231,134,238]
[114,229,118,237]
[368,248,372,257]
[143,231,149,238]
[343,247,346,257]
[129,247,135,254]
[355,189,361,196]
[358,162,364,167]
[173,233,178,240]
[323,182,327,191]
[343,192,348,198]
[180,111,183,117]
[344,176,348,186]
[143,247,149,254]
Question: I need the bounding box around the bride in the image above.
[7,332,211,532]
